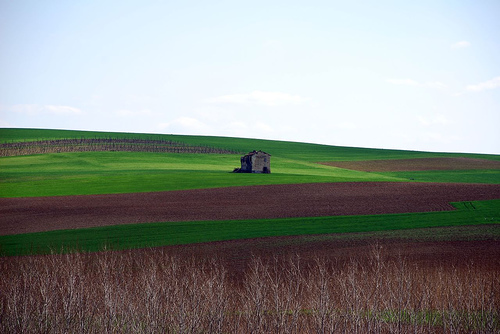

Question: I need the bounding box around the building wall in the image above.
[240,155,252,172]
[251,153,270,173]
[240,151,271,173]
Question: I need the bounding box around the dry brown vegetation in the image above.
[0,138,238,157]
[1,241,499,333]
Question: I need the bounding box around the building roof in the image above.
[243,150,271,157]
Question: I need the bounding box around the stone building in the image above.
[237,150,271,173]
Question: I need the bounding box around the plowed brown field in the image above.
[319,157,500,171]
[157,226,500,275]
[1,182,499,235]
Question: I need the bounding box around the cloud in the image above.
[206,91,308,106]
[158,117,211,134]
[115,109,153,117]
[420,132,460,144]
[425,81,447,89]
[417,114,450,126]
[386,79,447,89]
[466,76,500,92]
[386,78,420,86]
[44,105,82,114]
[451,41,471,49]
[10,104,82,115]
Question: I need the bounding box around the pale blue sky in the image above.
[1,0,499,153]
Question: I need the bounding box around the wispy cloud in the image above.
[386,78,420,86]
[426,81,447,89]
[10,104,82,115]
[115,109,153,117]
[466,76,500,92]
[451,40,471,49]
[417,114,450,126]
[419,132,460,144]
[44,105,82,114]
[158,117,210,133]
[386,79,447,89]
[206,91,308,106]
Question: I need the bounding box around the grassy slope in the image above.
[1,128,499,197]
[0,152,405,197]
[2,128,500,160]
[1,128,499,255]
[1,199,498,256]
[379,170,500,184]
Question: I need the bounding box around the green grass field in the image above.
[1,128,499,256]
[0,151,406,197]
[1,128,499,197]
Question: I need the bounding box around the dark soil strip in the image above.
[157,226,500,275]
[1,182,499,235]
[319,157,500,172]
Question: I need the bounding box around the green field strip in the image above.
[1,199,498,256]
[0,172,403,198]
[0,152,406,198]
[377,170,500,184]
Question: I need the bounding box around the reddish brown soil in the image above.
[1,182,499,235]
[318,157,500,172]
[156,226,500,276]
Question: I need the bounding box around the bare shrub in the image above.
[0,245,498,333]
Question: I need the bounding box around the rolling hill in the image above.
[1,128,500,332]
[0,128,499,255]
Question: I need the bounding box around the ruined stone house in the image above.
[237,150,271,173]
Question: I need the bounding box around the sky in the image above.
[1,0,499,154]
